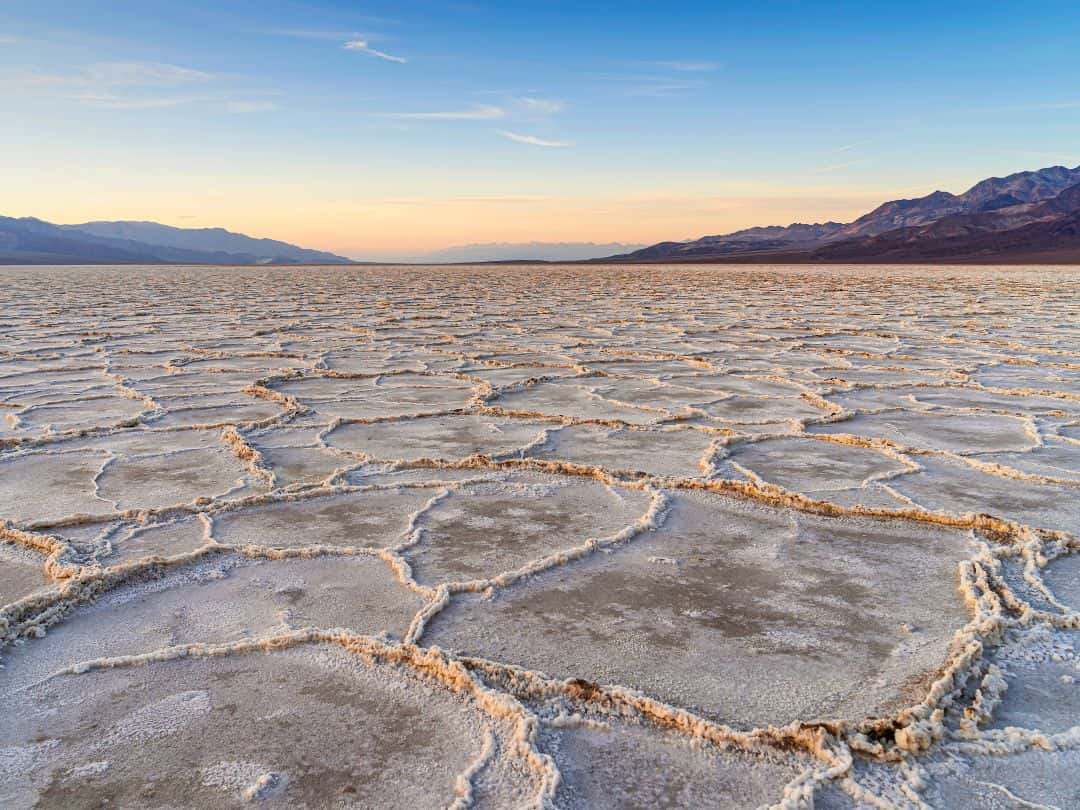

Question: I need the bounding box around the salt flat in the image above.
[0,264,1078,809]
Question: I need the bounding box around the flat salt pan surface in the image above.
[406,472,655,584]
[0,646,489,808]
[427,490,972,727]
[541,717,802,809]
[0,543,50,606]
[524,423,718,478]
[1,263,1079,808]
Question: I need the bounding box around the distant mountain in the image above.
[607,164,1080,263]
[62,221,351,264]
[405,241,647,263]
[8,164,1079,266]
[1,217,171,264]
[0,217,353,265]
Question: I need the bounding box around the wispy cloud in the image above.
[261,14,399,38]
[70,93,280,113]
[512,96,563,115]
[644,60,720,73]
[0,35,16,44]
[72,92,201,109]
[627,80,707,97]
[376,104,506,120]
[809,160,864,175]
[977,99,1080,113]
[224,100,278,113]
[265,28,347,40]
[498,130,571,148]
[595,73,708,97]
[833,140,871,153]
[264,28,368,41]
[4,59,283,114]
[345,39,407,64]
[85,61,215,85]
[6,61,215,89]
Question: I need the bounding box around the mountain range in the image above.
[4,163,1080,265]
[605,164,1080,263]
[0,218,352,265]
[0,219,641,266]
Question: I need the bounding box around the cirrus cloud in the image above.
[646,60,720,73]
[224,100,279,114]
[5,61,216,89]
[377,104,506,120]
[71,92,201,109]
[84,61,215,86]
[512,96,563,115]
[345,39,407,64]
[498,130,571,148]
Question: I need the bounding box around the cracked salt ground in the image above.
[404,474,655,584]
[717,436,915,498]
[0,543,50,607]
[325,414,551,463]
[0,451,116,524]
[10,396,148,435]
[425,490,974,728]
[247,443,347,488]
[211,488,442,550]
[523,424,720,479]
[490,380,663,425]
[272,374,477,421]
[92,518,212,567]
[0,556,427,693]
[0,644,538,808]
[885,456,1080,535]
[540,717,804,809]
[1,264,1080,808]
[809,410,1041,455]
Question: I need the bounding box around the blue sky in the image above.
[2,1,1079,258]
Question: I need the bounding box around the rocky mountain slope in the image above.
[814,181,1080,262]
[608,164,1080,263]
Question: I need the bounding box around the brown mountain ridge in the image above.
[605,164,1080,263]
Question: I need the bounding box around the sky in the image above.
[2,0,1079,260]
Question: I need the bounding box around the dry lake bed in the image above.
[1,264,1079,809]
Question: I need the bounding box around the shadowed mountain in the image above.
[833,165,1080,240]
[0,218,168,265]
[621,222,846,260]
[604,164,1080,264]
[0,217,354,265]
[811,182,1080,262]
[62,221,351,264]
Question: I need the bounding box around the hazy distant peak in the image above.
[406,241,648,263]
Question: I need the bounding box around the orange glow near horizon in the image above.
[4,189,893,259]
